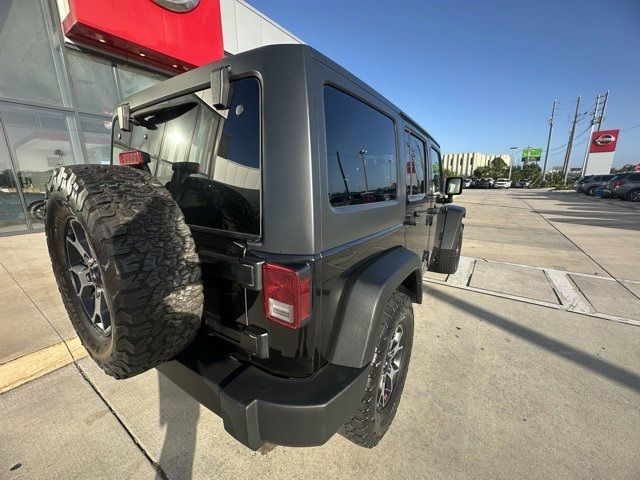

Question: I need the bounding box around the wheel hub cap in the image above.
[377,324,404,410]
[65,219,111,335]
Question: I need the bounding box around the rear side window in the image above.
[113,77,261,237]
[429,147,442,193]
[629,173,640,181]
[324,86,397,207]
[404,131,426,197]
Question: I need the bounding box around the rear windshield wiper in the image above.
[133,100,198,130]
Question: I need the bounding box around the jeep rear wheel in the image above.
[340,291,414,448]
[45,165,203,379]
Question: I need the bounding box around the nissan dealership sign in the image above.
[152,0,201,12]
[593,133,616,146]
[584,129,621,175]
[60,0,224,73]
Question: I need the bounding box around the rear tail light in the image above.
[612,179,626,187]
[118,150,150,166]
[262,263,311,329]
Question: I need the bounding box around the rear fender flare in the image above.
[325,247,422,369]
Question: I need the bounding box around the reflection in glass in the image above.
[429,147,442,193]
[80,115,113,165]
[0,127,28,232]
[0,104,77,228]
[405,132,426,196]
[112,78,261,236]
[116,66,165,99]
[324,86,397,207]
[67,51,118,115]
[0,0,66,106]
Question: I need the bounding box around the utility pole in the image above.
[542,99,557,181]
[580,94,601,176]
[581,90,610,176]
[596,90,609,130]
[562,96,581,184]
[508,146,517,180]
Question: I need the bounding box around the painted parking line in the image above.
[426,256,640,328]
[0,337,87,394]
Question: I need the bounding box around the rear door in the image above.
[113,77,262,329]
[403,128,433,268]
[426,143,444,254]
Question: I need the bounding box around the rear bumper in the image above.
[156,337,369,450]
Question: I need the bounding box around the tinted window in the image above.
[628,173,640,181]
[404,131,426,196]
[324,86,397,207]
[429,147,442,193]
[113,78,261,236]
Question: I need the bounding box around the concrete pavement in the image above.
[459,189,640,280]
[1,189,639,479]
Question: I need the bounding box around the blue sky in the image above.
[247,0,640,168]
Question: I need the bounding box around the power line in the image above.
[546,125,592,153]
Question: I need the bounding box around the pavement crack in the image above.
[73,362,170,480]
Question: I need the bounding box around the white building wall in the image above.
[442,152,512,176]
[220,0,303,54]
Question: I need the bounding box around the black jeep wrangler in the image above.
[45,44,465,450]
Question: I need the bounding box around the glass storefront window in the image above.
[0,125,27,233]
[80,114,112,165]
[0,103,78,228]
[0,0,66,106]
[67,51,119,116]
[116,66,165,99]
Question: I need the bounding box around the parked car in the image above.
[573,175,594,192]
[476,178,494,188]
[493,178,512,189]
[515,179,531,188]
[463,178,472,188]
[579,174,615,196]
[43,44,467,451]
[604,172,640,201]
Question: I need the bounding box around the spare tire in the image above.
[45,165,203,379]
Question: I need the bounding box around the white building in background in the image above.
[219,0,303,54]
[441,152,512,177]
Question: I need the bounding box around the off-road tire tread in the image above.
[339,292,413,448]
[431,228,463,274]
[45,165,203,379]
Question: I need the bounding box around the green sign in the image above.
[522,147,542,160]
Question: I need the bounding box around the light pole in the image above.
[359,149,369,192]
[509,146,517,180]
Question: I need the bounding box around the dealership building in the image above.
[0,0,301,234]
[442,152,512,177]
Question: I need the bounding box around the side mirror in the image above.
[210,66,231,110]
[116,103,131,132]
[445,177,463,196]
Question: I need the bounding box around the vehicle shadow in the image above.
[433,287,640,393]
[156,369,200,480]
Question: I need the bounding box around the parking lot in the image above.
[1,188,639,479]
